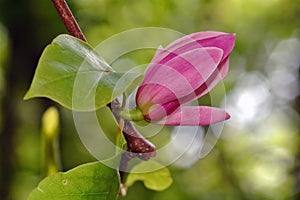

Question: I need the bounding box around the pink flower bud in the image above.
[136,31,235,126]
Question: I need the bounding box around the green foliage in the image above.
[126,160,173,191]
[24,34,142,111]
[28,162,120,200]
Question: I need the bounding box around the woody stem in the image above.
[51,0,86,41]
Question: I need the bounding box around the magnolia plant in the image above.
[25,0,235,199]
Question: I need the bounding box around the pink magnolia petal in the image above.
[143,32,212,76]
[179,57,230,104]
[140,47,223,103]
[136,84,179,115]
[190,31,232,40]
[166,31,230,49]
[144,100,180,122]
[137,48,224,116]
[156,106,230,126]
[190,32,235,58]
[195,57,230,98]
[165,31,235,59]
[163,31,227,54]
[144,32,235,81]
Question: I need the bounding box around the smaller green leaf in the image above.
[125,160,173,191]
[28,162,120,200]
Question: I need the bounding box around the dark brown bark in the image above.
[51,0,86,41]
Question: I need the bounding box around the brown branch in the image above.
[110,101,156,159]
[110,100,157,185]
[51,0,86,41]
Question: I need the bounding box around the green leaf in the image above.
[24,34,142,111]
[125,160,173,191]
[28,162,120,200]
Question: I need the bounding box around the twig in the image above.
[51,0,86,41]
[110,100,157,185]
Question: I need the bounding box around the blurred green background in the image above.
[0,0,299,199]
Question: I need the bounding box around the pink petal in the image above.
[166,31,231,50]
[166,31,235,58]
[136,84,179,116]
[138,47,223,105]
[144,99,180,121]
[195,57,230,97]
[144,32,235,80]
[156,106,230,126]
[179,57,230,104]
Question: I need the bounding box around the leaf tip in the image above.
[23,91,32,100]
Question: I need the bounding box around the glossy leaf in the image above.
[24,34,142,111]
[28,162,120,200]
[126,160,173,191]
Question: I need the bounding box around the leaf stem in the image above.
[110,101,156,185]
